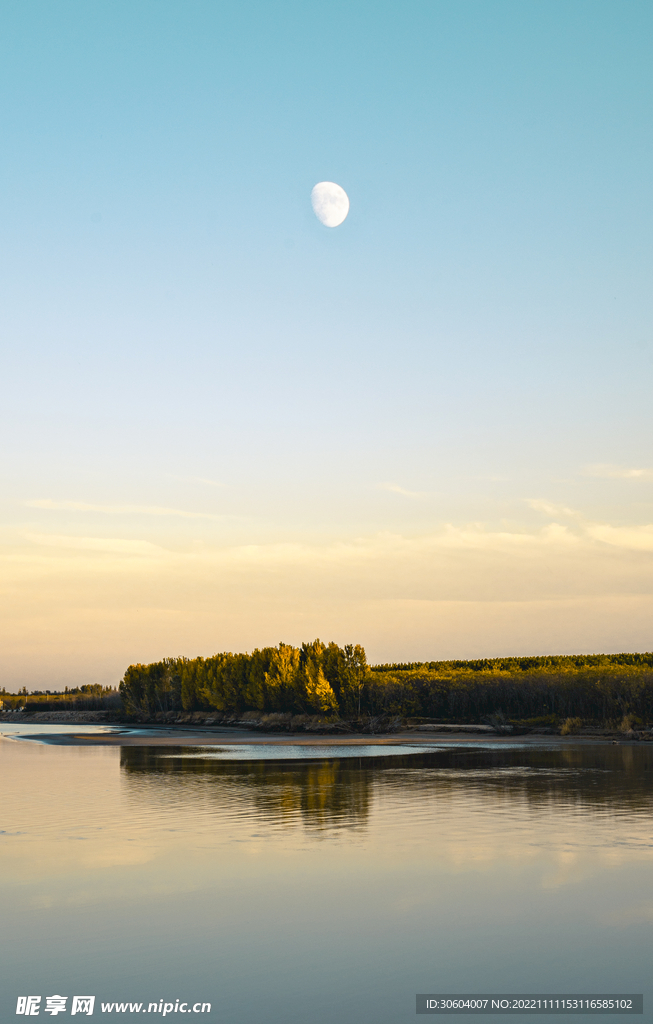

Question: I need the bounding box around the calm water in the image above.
[1,732,652,1021]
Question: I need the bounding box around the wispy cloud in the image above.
[528,499,653,551]
[16,510,653,572]
[18,523,580,570]
[26,499,225,521]
[379,483,425,498]
[584,464,653,480]
[585,524,653,551]
[24,533,165,556]
[527,499,580,519]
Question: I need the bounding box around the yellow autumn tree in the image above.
[303,659,338,716]
[263,643,301,711]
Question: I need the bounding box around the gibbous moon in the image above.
[311,181,349,227]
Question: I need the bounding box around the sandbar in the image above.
[0,723,644,747]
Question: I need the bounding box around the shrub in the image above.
[560,717,583,735]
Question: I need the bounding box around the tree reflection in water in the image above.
[120,743,653,832]
[120,748,374,830]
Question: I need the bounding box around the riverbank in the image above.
[2,708,651,742]
[2,718,651,747]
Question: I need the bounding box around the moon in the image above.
[311,181,350,227]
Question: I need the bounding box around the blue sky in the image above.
[1,1,652,687]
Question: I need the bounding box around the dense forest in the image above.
[4,646,653,727]
[120,641,368,718]
[117,643,653,727]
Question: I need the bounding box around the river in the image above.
[1,728,652,1021]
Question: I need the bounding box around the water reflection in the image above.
[120,742,653,832]
[4,739,653,1020]
[379,744,653,813]
[120,747,374,829]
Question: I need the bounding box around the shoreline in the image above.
[0,721,648,747]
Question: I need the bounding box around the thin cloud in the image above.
[24,533,165,556]
[16,511,653,573]
[584,464,653,480]
[197,519,653,560]
[527,499,580,519]
[26,499,225,521]
[528,499,653,552]
[585,524,653,552]
[192,523,581,568]
[379,483,425,498]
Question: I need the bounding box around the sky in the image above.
[1,0,652,689]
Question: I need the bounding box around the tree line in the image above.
[365,664,653,724]
[374,652,653,673]
[118,643,653,726]
[1,685,120,712]
[120,641,368,718]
